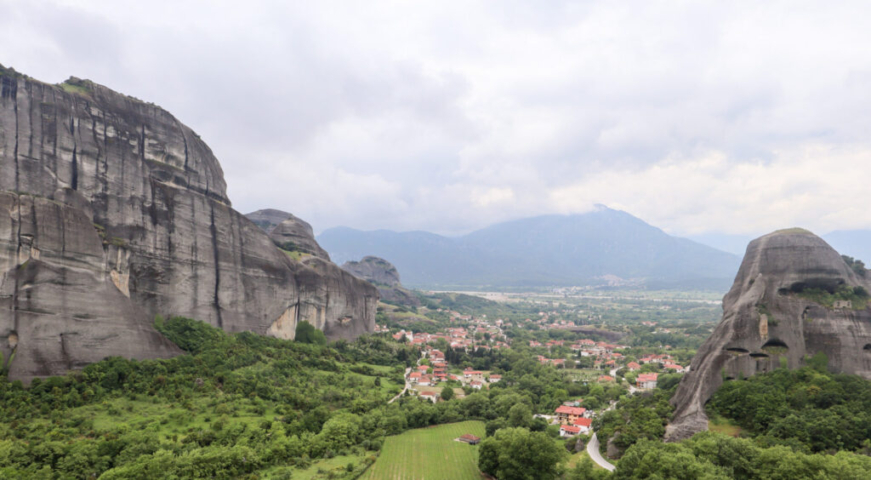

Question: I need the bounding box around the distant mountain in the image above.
[685,233,755,256]
[318,206,741,290]
[822,230,871,265]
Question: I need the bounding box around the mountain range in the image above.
[318,206,741,290]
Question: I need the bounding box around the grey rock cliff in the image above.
[666,229,871,441]
[0,66,377,381]
[246,209,331,261]
[342,256,419,306]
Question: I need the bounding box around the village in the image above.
[376,306,690,439]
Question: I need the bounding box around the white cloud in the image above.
[3,1,871,236]
[551,145,871,236]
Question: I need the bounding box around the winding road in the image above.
[388,353,425,404]
[586,433,615,472]
[388,366,412,404]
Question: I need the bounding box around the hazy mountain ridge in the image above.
[318,207,741,289]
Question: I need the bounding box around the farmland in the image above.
[361,421,485,480]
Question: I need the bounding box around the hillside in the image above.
[0,65,377,382]
[318,206,740,289]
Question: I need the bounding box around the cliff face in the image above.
[342,256,420,306]
[246,209,331,261]
[666,230,871,441]
[0,67,377,381]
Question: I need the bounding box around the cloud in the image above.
[551,145,871,236]
[3,1,871,236]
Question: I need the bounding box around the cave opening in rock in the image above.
[761,339,789,355]
[725,347,749,354]
[863,344,871,351]
[750,352,770,358]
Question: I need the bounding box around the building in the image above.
[488,374,502,383]
[419,391,439,403]
[627,362,641,371]
[637,373,658,389]
[458,434,481,445]
[573,417,593,434]
[463,369,484,383]
[597,375,615,383]
[409,372,421,384]
[555,405,586,425]
[470,381,483,390]
[560,425,582,437]
[663,364,686,373]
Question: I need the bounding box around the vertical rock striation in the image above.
[0,66,377,381]
[666,229,871,441]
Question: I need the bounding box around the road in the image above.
[388,366,412,404]
[586,433,615,472]
[388,353,425,404]
[610,367,638,394]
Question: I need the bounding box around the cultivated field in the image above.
[361,421,486,480]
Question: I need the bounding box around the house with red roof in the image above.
[598,375,615,383]
[664,364,686,373]
[637,373,658,389]
[573,417,593,434]
[488,374,502,383]
[559,425,582,437]
[555,405,586,425]
[627,362,641,371]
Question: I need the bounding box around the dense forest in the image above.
[2,316,871,479]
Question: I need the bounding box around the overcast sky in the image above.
[3,1,871,238]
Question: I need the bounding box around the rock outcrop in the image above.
[342,256,420,306]
[0,65,377,381]
[666,229,871,441]
[246,209,331,261]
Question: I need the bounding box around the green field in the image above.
[361,421,485,480]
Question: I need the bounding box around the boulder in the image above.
[0,67,377,381]
[342,256,420,307]
[666,229,871,441]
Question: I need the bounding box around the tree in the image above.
[440,387,455,401]
[295,321,327,345]
[507,403,532,428]
[478,428,565,480]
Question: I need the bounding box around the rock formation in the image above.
[342,256,420,306]
[246,209,331,261]
[0,65,377,382]
[666,229,871,441]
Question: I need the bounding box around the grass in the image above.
[281,249,310,262]
[59,80,93,97]
[286,453,370,480]
[566,449,606,470]
[411,384,465,395]
[708,417,742,437]
[361,421,486,480]
[561,368,602,382]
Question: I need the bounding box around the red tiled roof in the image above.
[561,425,581,433]
[573,418,593,427]
[555,406,586,416]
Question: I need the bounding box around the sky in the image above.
[2,0,871,238]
